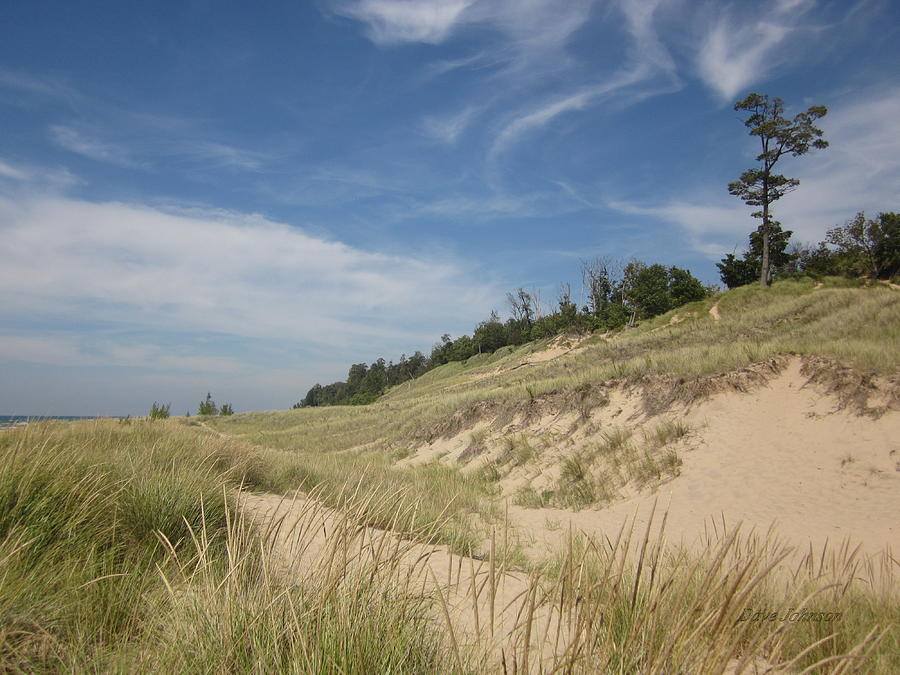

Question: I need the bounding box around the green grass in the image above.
[0,421,457,673]
[3,279,897,671]
[194,277,898,529]
[1,419,896,672]
[205,278,899,458]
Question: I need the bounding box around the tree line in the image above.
[295,259,708,408]
[717,212,899,289]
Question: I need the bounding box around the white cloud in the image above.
[695,0,815,102]
[0,335,244,373]
[608,88,900,256]
[0,157,80,190]
[0,160,29,180]
[618,0,676,75]
[176,141,267,171]
[0,193,499,365]
[421,106,478,144]
[332,0,474,45]
[49,125,139,167]
[333,0,595,64]
[490,66,650,159]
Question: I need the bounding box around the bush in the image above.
[348,392,379,406]
[148,402,170,420]
[198,392,218,416]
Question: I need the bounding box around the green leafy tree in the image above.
[198,392,218,416]
[346,363,368,397]
[630,264,671,317]
[148,401,170,420]
[628,264,707,318]
[219,403,234,416]
[473,311,507,353]
[729,93,828,287]
[717,221,795,288]
[827,212,900,279]
[668,266,707,307]
[360,358,387,396]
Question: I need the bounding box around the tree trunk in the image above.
[760,184,771,288]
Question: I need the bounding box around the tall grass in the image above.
[1,421,896,672]
[0,421,455,672]
[204,279,899,459]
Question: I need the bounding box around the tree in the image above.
[668,266,707,307]
[630,264,671,317]
[506,288,539,328]
[827,212,900,279]
[717,220,795,288]
[473,312,507,353]
[198,392,217,416]
[219,403,234,416]
[346,363,368,397]
[360,358,387,396]
[729,93,828,287]
[582,258,615,316]
[148,401,170,420]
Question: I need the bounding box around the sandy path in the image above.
[240,491,573,670]
[512,359,899,559]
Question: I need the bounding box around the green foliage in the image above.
[629,264,707,318]
[718,221,795,288]
[219,403,234,416]
[729,93,828,286]
[827,212,900,279]
[198,392,218,416]
[348,391,379,406]
[148,401,170,420]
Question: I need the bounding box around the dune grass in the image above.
[0,421,454,673]
[1,420,897,672]
[3,279,898,671]
[205,278,899,456]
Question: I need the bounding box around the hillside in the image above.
[203,278,900,554]
[3,277,899,672]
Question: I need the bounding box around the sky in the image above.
[1,0,898,416]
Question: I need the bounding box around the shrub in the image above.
[148,402,171,420]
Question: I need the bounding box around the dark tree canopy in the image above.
[717,221,795,288]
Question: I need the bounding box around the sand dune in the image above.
[509,359,898,557]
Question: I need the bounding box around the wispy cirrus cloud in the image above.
[0,66,83,104]
[0,160,30,181]
[0,157,81,191]
[331,0,475,45]
[489,66,651,160]
[421,106,479,144]
[49,124,141,167]
[608,88,900,256]
[695,0,816,102]
[48,122,269,173]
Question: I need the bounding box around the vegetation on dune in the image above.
[211,278,899,459]
[0,421,452,672]
[1,421,896,671]
[719,212,900,289]
[728,92,829,287]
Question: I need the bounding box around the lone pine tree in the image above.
[729,93,828,287]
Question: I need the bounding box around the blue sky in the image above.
[1,0,898,415]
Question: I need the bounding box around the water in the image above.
[0,415,107,430]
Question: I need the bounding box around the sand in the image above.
[510,359,899,558]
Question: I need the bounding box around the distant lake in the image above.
[0,415,112,430]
